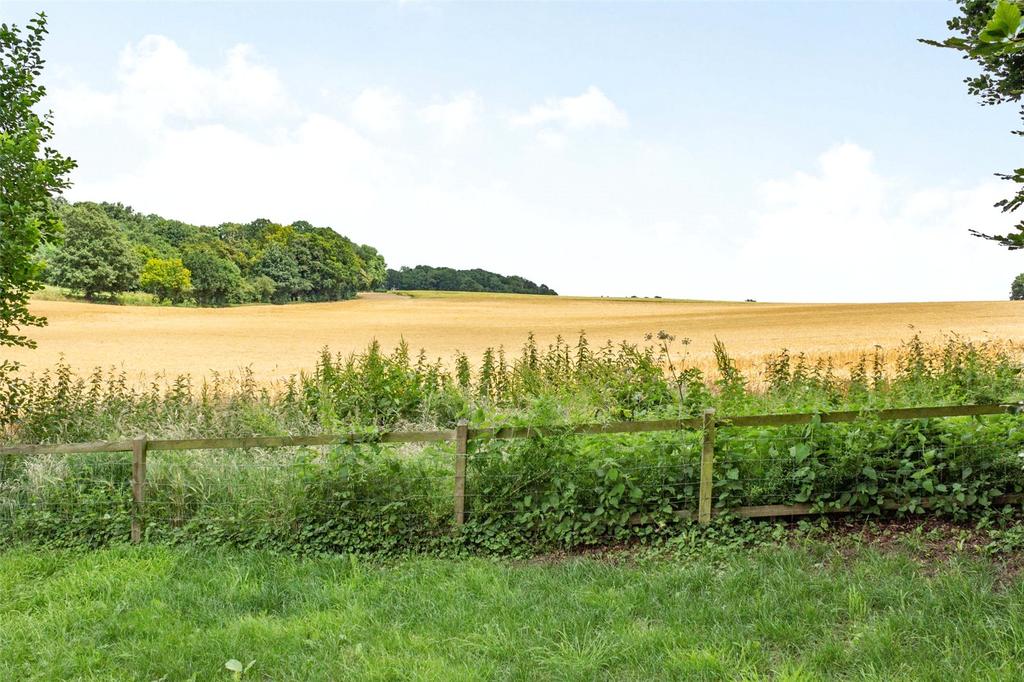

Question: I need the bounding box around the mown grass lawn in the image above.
[1,541,1023,681]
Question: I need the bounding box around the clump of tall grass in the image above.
[750,334,1023,412]
[3,332,1021,444]
[8,362,310,444]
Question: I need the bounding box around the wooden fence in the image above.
[2,403,1021,543]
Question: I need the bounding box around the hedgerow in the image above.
[1,333,1022,554]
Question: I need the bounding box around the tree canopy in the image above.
[925,0,1024,249]
[44,202,390,306]
[1012,272,1024,299]
[49,203,138,299]
[386,265,557,295]
[44,203,560,305]
[0,12,75,347]
[139,257,192,304]
[181,246,242,306]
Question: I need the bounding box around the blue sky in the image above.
[5,1,1023,301]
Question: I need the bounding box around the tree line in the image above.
[39,201,387,305]
[386,265,557,295]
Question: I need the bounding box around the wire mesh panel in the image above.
[142,441,457,553]
[712,416,1024,516]
[464,429,703,542]
[0,451,133,547]
[713,430,814,509]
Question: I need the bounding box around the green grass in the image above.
[32,284,162,306]
[2,542,1023,680]
[393,289,751,304]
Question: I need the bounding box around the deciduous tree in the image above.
[925,0,1024,248]
[356,244,387,290]
[49,203,138,299]
[139,257,192,304]
[0,12,76,347]
[255,242,305,304]
[1011,273,1024,299]
[182,247,242,306]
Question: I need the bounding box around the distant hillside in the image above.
[386,265,556,296]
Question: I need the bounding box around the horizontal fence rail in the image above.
[4,404,1018,457]
[2,403,1022,542]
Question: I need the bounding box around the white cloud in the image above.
[511,86,628,130]
[534,129,567,150]
[733,143,1022,302]
[47,85,117,129]
[419,92,481,141]
[350,87,405,134]
[52,35,290,130]
[74,113,403,227]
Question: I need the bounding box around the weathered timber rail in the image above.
[2,403,1021,542]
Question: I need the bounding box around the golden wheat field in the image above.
[5,291,1023,383]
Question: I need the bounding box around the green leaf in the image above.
[862,466,878,481]
[225,660,244,673]
[912,465,935,479]
[793,443,811,463]
[984,1,1022,42]
[934,37,971,49]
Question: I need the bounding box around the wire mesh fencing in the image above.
[140,442,458,551]
[463,431,703,531]
[2,404,1022,549]
[0,450,133,546]
[712,419,1024,517]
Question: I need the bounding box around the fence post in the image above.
[454,419,469,527]
[131,436,148,543]
[698,408,716,525]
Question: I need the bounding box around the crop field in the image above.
[8,291,1024,383]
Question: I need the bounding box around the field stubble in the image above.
[8,291,1024,383]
